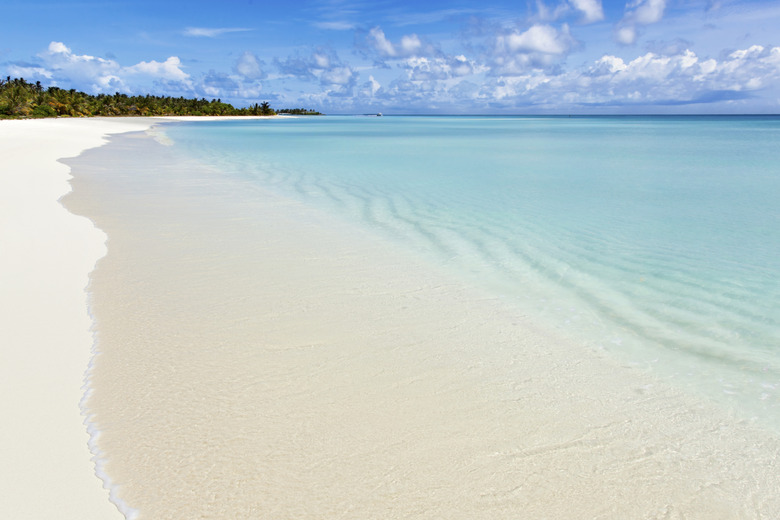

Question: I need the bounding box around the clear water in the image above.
[163,115,780,427]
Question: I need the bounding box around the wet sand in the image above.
[63,126,780,519]
[0,118,154,520]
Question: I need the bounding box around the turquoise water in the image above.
[164,115,780,426]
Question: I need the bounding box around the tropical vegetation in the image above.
[277,108,323,115]
[0,77,285,118]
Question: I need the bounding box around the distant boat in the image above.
[376,113,383,117]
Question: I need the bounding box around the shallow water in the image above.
[164,115,780,427]
[62,120,780,519]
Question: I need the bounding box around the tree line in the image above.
[277,108,323,115]
[0,77,283,118]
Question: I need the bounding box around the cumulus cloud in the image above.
[380,78,438,105]
[505,25,572,54]
[368,27,396,57]
[201,71,240,97]
[589,55,628,75]
[125,57,190,83]
[7,64,53,79]
[491,24,577,74]
[362,27,483,90]
[397,42,778,112]
[554,45,780,106]
[362,75,381,97]
[569,0,604,23]
[365,27,437,60]
[631,0,666,24]
[234,51,265,80]
[275,48,356,92]
[38,41,123,91]
[403,55,483,81]
[24,41,193,94]
[320,66,355,87]
[289,41,779,113]
[196,70,266,100]
[535,0,603,24]
[615,0,666,45]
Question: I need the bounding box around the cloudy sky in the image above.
[2,0,779,113]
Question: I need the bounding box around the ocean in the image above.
[163,115,780,428]
[65,115,780,518]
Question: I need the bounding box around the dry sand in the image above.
[0,116,280,518]
[0,118,157,519]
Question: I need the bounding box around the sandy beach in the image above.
[60,120,780,518]
[3,116,780,519]
[0,116,281,518]
[0,118,158,519]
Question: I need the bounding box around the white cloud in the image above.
[234,51,265,80]
[199,71,265,100]
[320,66,354,86]
[125,57,190,83]
[47,42,69,55]
[728,45,767,61]
[313,52,331,69]
[275,48,356,92]
[42,41,117,71]
[369,27,397,57]
[632,0,666,24]
[366,75,381,96]
[572,45,780,105]
[614,25,637,45]
[615,0,666,45]
[183,27,252,38]
[32,41,192,94]
[534,0,568,22]
[591,55,628,74]
[504,25,572,54]
[400,35,423,55]
[367,27,435,60]
[569,0,604,23]
[535,0,603,24]
[7,65,53,79]
[38,41,124,92]
[294,39,780,113]
[403,55,483,81]
[434,43,780,112]
[314,21,355,30]
[491,25,577,74]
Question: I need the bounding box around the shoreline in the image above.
[0,117,159,519]
[4,116,779,518]
[64,122,780,517]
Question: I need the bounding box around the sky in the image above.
[2,0,779,114]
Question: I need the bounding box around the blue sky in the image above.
[2,0,779,113]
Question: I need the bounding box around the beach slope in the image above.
[64,123,780,519]
[0,118,155,519]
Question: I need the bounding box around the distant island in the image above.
[0,77,322,119]
[277,108,323,116]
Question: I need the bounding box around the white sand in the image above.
[65,127,780,518]
[0,118,157,519]
[6,117,779,519]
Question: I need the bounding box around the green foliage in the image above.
[244,101,276,116]
[30,104,57,118]
[277,107,323,115]
[0,77,279,119]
